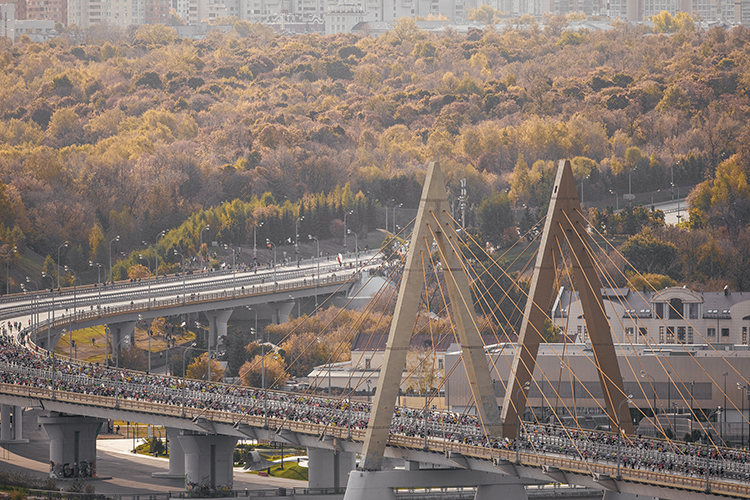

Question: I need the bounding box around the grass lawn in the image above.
[249,462,308,481]
[54,325,196,363]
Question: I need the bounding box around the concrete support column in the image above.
[205,309,233,354]
[107,321,136,367]
[1,405,11,441]
[39,415,105,478]
[13,406,22,440]
[307,447,356,490]
[152,427,185,479]
[177,432,237,491]
[272,300,295,325]
[0,405,26,443]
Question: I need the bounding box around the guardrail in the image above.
[3,382,749,499]
[1,250,382,321]
[24,271,361,345]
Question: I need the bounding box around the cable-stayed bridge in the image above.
[0,161,749,500]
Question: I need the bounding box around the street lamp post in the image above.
[617,395,633,479]
[671,402,678,436]
[139,254,152,309]
[266,239,277,285]
[64,266,78,318]
[609,189,619,211]
[224,245,237,297]
[89,261,103,284]
[343,211,352,250]
[393,203,402,235]
[246,306,264,420]
[139,254,152,277]
[739,383,747,447]
[347,229,358,268]
[289,295,300,317]
[706,407,722,492]
[199,225,210,272]
[723,372,728,443]
[89,262,103,313]
[137,314,152,373]
[640,370,656,417]
[195,321,211,383]
[174,250,186,304]
[628,170,634,207]
[295,217,304,255]
[148,230,167,279]
[580,176,588,205]
[182,343,198,416]
[308,235,319,307]
[385,199,394,234]
[41,272,54,348]
[515,381,530,464]
[57,241,69,289]
[2,245,17,295]
[24,277,39,338]
[253,221,264,262]
[108,236,119,285]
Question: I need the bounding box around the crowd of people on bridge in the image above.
[0,333,749,486]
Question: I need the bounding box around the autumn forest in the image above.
[1,17,750,295]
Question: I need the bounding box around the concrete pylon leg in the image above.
[475,483,527,500]
[0,405,10,441]
[39,415,105,478]
[177,432,237,491]
[343,470,397,500]
[152,428,185,478]
[205,309,233,353]
[602,492,657,500]
[307,447,355,490]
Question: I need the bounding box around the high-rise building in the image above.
[13,0,67,24]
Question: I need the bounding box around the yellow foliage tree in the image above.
[239,352,288,388]
[186,352,224,382]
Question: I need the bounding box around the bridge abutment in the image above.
[307,447,355,490]
[152,427,185,479]
[0,405,27,443]
[177,431,237,491]
[38,414,105,478]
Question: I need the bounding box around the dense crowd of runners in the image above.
[0,333,749,485]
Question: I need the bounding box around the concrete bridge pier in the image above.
[107,320,136,367]
[307,447,356,490]
[271,300,295,324]
[152,427,185,479]
[0,405,28,443]
[177,431,237,491]
[204,309,233,355]
[38,414,105,478]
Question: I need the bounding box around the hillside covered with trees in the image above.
[1,17,750,291]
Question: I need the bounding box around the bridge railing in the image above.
[1,250,383,321]
[26,271,361,344]
[2,381,749,498]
